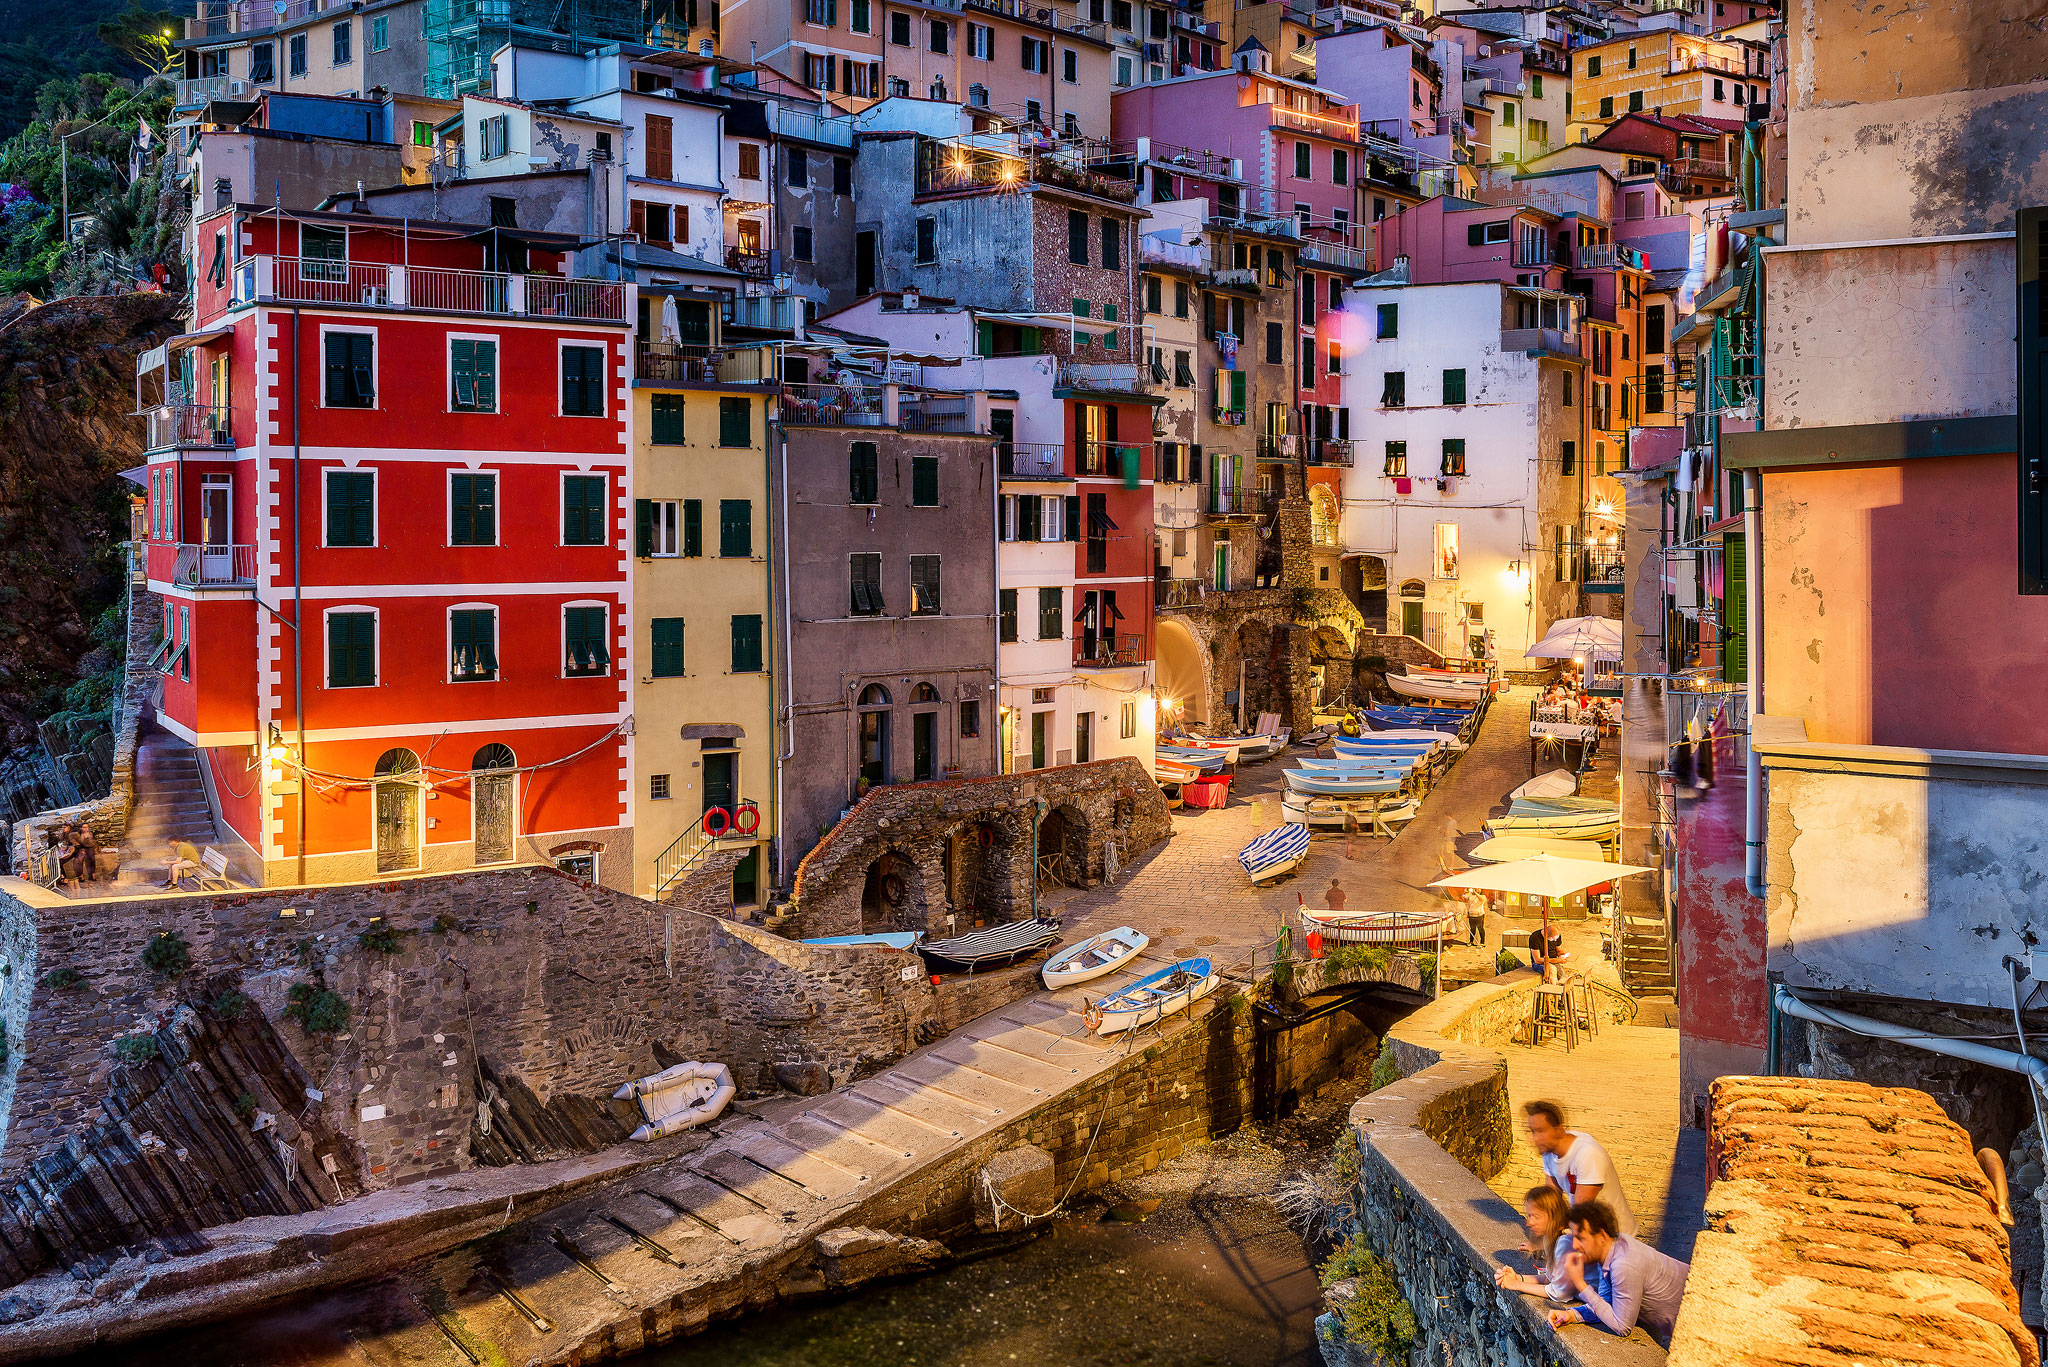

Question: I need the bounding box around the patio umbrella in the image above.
[659,294,683,344]
[1525,616,1622,661]
[1428,852,1653,899]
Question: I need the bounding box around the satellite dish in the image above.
[274,2,288,13]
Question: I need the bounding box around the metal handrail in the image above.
[1000,442,1067,479]
[652,799,758,898]
[146,404,233,450]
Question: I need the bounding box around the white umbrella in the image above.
[1428,852,1653,898]
[1526,616,1622,662]
[659,294,682,344]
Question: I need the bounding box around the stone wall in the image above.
[1331,976,1662,1367]
[778,758,1171,939]
[0,864,939,1284]
[1161,585,1374,734]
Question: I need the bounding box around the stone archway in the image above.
[1308,626,1353,711]
[1036,804,1090,889]
[1156,616,1210,730]
[859,849,921,932]
[941,819,1013,928]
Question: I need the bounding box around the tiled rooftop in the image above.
[1671,1075,2036,1367]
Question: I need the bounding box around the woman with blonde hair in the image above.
[1495,1184,1576,1302]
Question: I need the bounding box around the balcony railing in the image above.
[1077,634,1144,668]
[1075,441,1146,478]
[1255,435,1298,463]
[1058,359,1152,394]
[1580,541,1624,590]
[1668,156,1732,180]
[170,543,256,587]
[1210,486,1260,516]
[635,343,775,386]
[1140,237,1205,271]
[1157,578,1205,609]
[174,75,253,108]
[1501,327,1580,356]
[777,381,886,427]
[188,0,323,39]
[146,404,233,451]
[231,257,627,322]
[1574,244,1647,271]
[1000,442,1067,479]
[725,292,804,332]
[1297,239,1373,273]
[899,391,980,434]
[1308,437,1353,467]
[914,133,1138,202]
[951,0,1106,40]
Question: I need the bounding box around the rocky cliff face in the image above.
[0,291,179,745]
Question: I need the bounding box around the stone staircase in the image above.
[1617,905,1675,993]
[114,729,227,891]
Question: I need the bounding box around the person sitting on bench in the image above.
[163,839,203,889]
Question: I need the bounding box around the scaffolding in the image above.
[422,0,698,98]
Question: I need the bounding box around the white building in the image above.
[1338,279,1585,668]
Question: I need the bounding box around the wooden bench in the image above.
[196,846,233,891]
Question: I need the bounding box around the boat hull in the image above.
[1090,959,1221,1035]
[1042,927,1150,989]
[1485,812,1618,838]
[1299,906,1463,945]
[1387,674,1487,703]
[1286,772,1403,797]
[801,932,922,950]
[1239,822,1312,883]
[1283,794,1419,828]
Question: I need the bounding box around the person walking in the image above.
[1547,1201,1689,1343]
[1522,1100,1637,1237]
[1465,889,1488,946]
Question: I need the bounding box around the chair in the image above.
[1529,981,1578,1051]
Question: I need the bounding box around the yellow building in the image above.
[629,313,779,911]
[1567,30,1766,142]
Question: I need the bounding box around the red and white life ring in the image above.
[734,802,761,835]
[1083,1002,1105,1033]
[702,806,732,838]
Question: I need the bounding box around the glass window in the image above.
[450,338,496,412]
[562,475,607,545]
[730,614,764,673]
[638,499,680,556]
[1376,303,1397,338]
[850,551,883,614]
[564,606,610,676]
[323,331,374,407]
[1381,371,1405,407]
[450,472,496,545]
[650,617,685,677]
[909,556,941,614]
[332,20,351,63]
[1383,441,1407,477]
[289,33,306,75]
[325,470,374,546]
[1441,438,1467,477]
[849,441,879,503]
[327,611,375,687]
[450,608,497,681]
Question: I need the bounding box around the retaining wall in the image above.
[1342,975,1665,1367]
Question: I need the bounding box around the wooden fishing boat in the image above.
[1295,758,1419,774]
[1042,926,1150,989]
[1283,792,1420,829]
[1467,836,1611,864]
[1364,708,1467,735]
[1286,770,1404,797]
[1509,796,1616,816]
[1335,729,1462,749]
[1175,735,1244,764]
[1298,905,1464,945]
[1485,809,1619,839]
[801,932,923,950]
[1407,664,1491,684]
[1087,958,1220,1035]
[916,917,1062,974]
[1154,755,1211,784]
[1238,822,1312,883]
[1387,673,1487,703]
[1233,732,1289,762]
[1509,770,1579,802]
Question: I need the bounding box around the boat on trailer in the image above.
[1283,792,1420,829]
[1238,822,1312,884]
[916,917,1062,974]
[1286,771,1405,797]
[1042,926,1150,989]
[1087,958,1221,1034]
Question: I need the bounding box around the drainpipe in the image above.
[1742,468,1763,899]
[775,419,795,891]
[1773,983,2048,1161]
[292,307,306,888]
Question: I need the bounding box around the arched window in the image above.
[858,683,892,707]
[1398,579,1427,599]
[374,747,421,777]
[472,743,516,771]
[911,682,940,703]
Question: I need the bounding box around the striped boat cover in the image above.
[1238,822,1310,875]
[918,917,1061,965]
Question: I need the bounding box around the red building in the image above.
[1067,389,1158,676]
[142,205,634,887]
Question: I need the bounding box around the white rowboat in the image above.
[1087,959,1220,1035]
[1042,926,1150,989]
[1387,674,1488,703]
[1510,770,1580,802]
[1283,793,1420,829]
[1298,906,1464,945]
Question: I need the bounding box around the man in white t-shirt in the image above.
[1522,1099,1637,1238]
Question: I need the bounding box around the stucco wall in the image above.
[1762,239,2015,430]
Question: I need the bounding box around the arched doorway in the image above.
[857,683,892,789]
[910,681,940,781]
[860,849,917,932]
[373,748,422,873]
[1037,805,1089,889]
[471,743,517,865]
[1156,617,1207,729]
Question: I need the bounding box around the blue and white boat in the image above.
[1237,822,1311,884]
[1364,707,1466,735]
[1331,738,1439,757]
[1286,771,1404,797]
[1156,744,1230,772]
[801,931,922,951]
[1284,792,1420,829]
[1087,958,1221,1035]
[1295,759,1418,774]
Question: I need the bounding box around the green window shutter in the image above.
[564,476,605,545]
[451,473,473,544]
[650,617,685,678]
[565,606,610,675]
[730,614,763,673]
[635,499,653,557]
[1443,368,1465,405]
[563,346,604,416]
[451,608,496,680]
[1103,302,1118,350]
[328,612,374,687]
[651,394,684,444]
[1064,494,1081,541]
[326,472,349,545]
[999,588,1018,642]
[682,499,702,557]
[1722,531,1748,683]
[850,442,878,503]
[324,334,348,406]
[328,472,373,546]
[451,340,476,409]
[1072,297,1089,318]
[1230,370,1246,411]
[474,340,496,410]
[911,456,939,507]
[719,499,751,557]
[719,397,751,448]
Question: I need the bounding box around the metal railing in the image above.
[1501,327,1580,356]
[914,132,1139,201]
[1157,578,1205,609]
[1297,239,1373,273]
[651,799,759,900]
[175,75,253,108]
[777,381,886,426]
[899,391,979,434]
[1210,486,1260,516]
[1581,541,1625,588]
[951,0,1106,40]
[635,343,774,385]
[775,108,856,148]
[1255,435,1297,463]
[171,543,256,587]
[1309,438,1354,467]
[188,0,324,38]
[233,257,627,321]
[146,404,233,450]
[726,292,804,332]
[1000,442,1067,479]
[1058,359,1151,394]
[1076,634,1145,667]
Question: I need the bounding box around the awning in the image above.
[1088,506,1119,532]
[118,465,150,488]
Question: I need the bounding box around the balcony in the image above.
[1209,486,1261,517]
[1077,634,1145,668]
[174,75,253,109]
[1581,539,1624,592]
[1668,156,1732,180]
[898,390,982,434]
[725,292,803,333]
[230,257,627,323]
[1140,237,1205,272]
[1000,442,1068,480]
[1501,327,1580,357]
[952,0,1106,40]
[725,248,771,279]
[1157,578,1205,609]
[170,543,256,588]
[635,343,775,387]
[145,404,233,452]
[1269,106,1359,140]
[1308,438,1354,467]
[1075,441,1147,479]
[914,134,1138,202]
[777,381,886,427]
[1057,358,1152,394]
[187,0,323,40]
[1255,435,1298,463]
[1574,244,1646,272]
[1297,239,1374,274]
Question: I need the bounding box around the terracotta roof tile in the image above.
[1668,1076,2033,1367]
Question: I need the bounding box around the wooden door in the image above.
[473,772,515,864]
[644,115,673,181]
[374,780,419,872]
